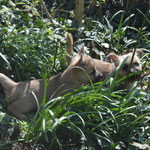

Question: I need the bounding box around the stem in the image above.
[40,0,56,28]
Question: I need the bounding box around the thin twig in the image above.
[40,0,56,28]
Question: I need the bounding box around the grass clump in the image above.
[0,0,150,150]
[14,72,150,149]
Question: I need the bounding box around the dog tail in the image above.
[66,33,73,65]
[0,73,16,91]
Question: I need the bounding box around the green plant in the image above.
[16,67,149,149]
[0,1,150,149]
[0,1,67,81]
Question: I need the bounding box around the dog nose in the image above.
[94,73,103,82]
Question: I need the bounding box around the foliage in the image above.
[0,0,67,81]
[10,74,150,149]
[0,0,150,149]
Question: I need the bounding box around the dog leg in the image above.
[6,97,36,120]
[7,104,27,120]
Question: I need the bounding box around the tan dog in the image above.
[0,34,102,120]
[65,34,143,89]
[106,50,143,89]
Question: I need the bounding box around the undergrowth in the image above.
[0,0,150,149]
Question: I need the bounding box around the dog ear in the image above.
[106,53,120,67]
[74,54,83,66]
[70,44,84,66]
[135,49,143,57]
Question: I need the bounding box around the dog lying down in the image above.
[65,34,143,89]
[0,36,103,120]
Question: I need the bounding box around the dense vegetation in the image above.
[0,0,150,149]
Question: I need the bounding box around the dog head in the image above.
[68,44,103,85]
[106,49,143,80]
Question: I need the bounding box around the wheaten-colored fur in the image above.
[0,34,102,120]
[92,59,115,80]
[66,34,73,65]
[65,35,143,89]
[106,50,143,89]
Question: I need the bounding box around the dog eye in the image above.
[134,62,139,66]
[122,64,128,70]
